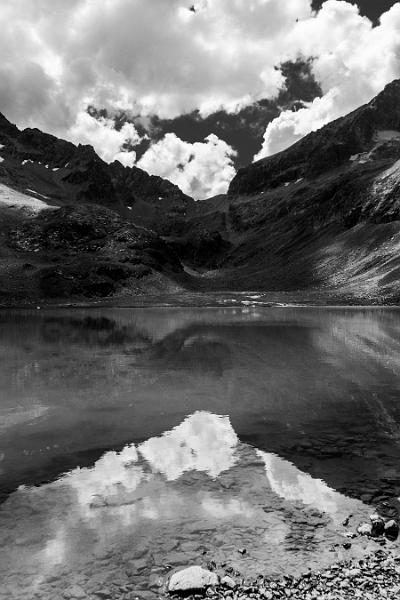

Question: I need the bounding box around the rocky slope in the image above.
[2,80,400,304]
[0,113,194,303]
[182,80,400,303]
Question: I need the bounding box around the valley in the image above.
[2,81,400,305]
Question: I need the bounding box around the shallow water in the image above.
[0,307,400,599]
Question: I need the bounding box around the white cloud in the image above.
[255,1,400,160]
[1,1,400,191]
[0,0,312,132]
[254,89,340,158]
[138,133,237,199]
[0,0,313,191]
[67,111,141,166]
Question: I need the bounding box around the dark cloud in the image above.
[92,60,322,170]
[312,0,398,23]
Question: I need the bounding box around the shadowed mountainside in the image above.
[0,114,195,302]
[176,80,400,302]
[2,81,400,303]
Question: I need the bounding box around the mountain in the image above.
[0,113,194,303]
[181,80,400,303]
[2,80,400,305]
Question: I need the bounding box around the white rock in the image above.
[221,575,236,589]
[357,522,372,536]
[369,513,381,522]
[168,566,218,592]
[345,568,361,577]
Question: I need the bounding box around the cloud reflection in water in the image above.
[0,411,369,598]
[258,451,346,517]
[62,411,360,521]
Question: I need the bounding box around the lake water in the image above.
[0,306,400,599]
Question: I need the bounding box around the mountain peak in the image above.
[0,112,18,137]
[367,78,400,119]
[229,79,400,196]
[374,78,400,98]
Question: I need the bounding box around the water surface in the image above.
[0,307,399,599]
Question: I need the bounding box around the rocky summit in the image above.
[3,80,400,304]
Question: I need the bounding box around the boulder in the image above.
[167,566,218,593]
[384,520,399,541]
[370,514,385,537]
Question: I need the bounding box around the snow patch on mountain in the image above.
[0,184,56,213]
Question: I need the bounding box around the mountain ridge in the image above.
[229,79,400,197]
[0,112,194,302]
[2,81,400,304]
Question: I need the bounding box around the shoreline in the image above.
[1,293,400,310]
[165,549,400,600]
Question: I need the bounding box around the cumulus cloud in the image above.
[138,133,237,199]
[1,0,400,193]
[0,0,313,187]
[0,0,311,128]
[255,1,400,160]
[255,90,341,158]
[67,112,141,166]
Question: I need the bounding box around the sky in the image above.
[1,0,400,199]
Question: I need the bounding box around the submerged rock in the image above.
[167,566,219,593]
[64,584,87,599]
[344,531,357,539]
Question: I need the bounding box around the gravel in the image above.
[167,550,400,600]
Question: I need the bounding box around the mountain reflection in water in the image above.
[0,412,371,599]
[0,307,399,598]
[1,307,400,505]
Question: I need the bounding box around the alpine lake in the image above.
[0,297,399,599]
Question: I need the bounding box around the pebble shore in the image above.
[166,550,400,600]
